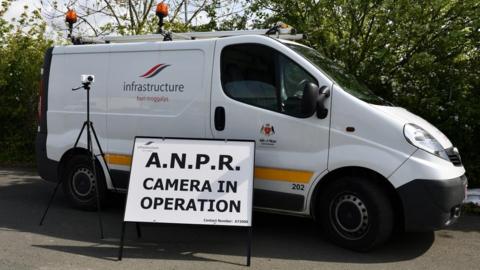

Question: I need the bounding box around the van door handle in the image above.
[214,107,225,131]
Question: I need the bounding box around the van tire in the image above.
[318,176,393,251]
[63,154,106,211]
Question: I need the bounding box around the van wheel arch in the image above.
[58,148,92,179]
[310,166,404,233]
[58,148,107,210]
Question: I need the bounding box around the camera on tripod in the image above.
[81,75,95,84]
[73,75,95,91]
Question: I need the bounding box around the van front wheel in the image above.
[318,177,393,251]
[63,155,106,210]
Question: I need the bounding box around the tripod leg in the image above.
[73,121,88,148]
[39,180,62,226]
[90,123,118,192]
[88,123,105,239]
[90,123,106,157]
[92,158,105,239]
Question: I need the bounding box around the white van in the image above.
[35,31,467,251]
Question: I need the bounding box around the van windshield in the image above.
[286,43,391,106]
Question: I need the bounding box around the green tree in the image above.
[0,2,53,164]
[250,0,480,186]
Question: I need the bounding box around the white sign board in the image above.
[124,137,255,227]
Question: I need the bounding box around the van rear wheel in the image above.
[318,176,394,251]
[63,155,106,210]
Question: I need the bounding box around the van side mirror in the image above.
[301,82,320,117]
[317,86,330,119]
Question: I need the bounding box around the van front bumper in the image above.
[397,174,467,231]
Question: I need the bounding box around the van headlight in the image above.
[403,123,449,160]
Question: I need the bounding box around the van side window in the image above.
[221,44,278,111]
[279,54,316,116]
[221,44,317,117]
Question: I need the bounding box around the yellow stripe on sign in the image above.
[105,154,132,166]
[105,154,313,184]
[254,167,313,184]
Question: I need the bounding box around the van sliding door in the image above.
[105,42,214,189]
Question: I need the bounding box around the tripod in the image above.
[39,78,106,239]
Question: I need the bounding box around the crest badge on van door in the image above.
[260,124,275,136]
[259,123,277,147]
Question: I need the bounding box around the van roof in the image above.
[54,34,305,55]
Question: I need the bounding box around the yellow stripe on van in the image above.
[105,154,313,183]
[105,154,132,166]
[254,167,313,184]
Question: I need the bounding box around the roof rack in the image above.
[72,23,303,45]
[103,29,303,43]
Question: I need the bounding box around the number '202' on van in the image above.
[36,34,467,251]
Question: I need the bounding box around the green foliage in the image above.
[0,2,52,164]
[251,0,480,186]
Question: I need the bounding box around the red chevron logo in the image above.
[140,64,171,78]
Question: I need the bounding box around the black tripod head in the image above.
[72,75,95,91]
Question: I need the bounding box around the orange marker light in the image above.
[156,2,168,17]
[65,9,78,24]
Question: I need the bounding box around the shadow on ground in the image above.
[0,169,442,264]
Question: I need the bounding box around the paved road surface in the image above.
[0,168,479,270]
